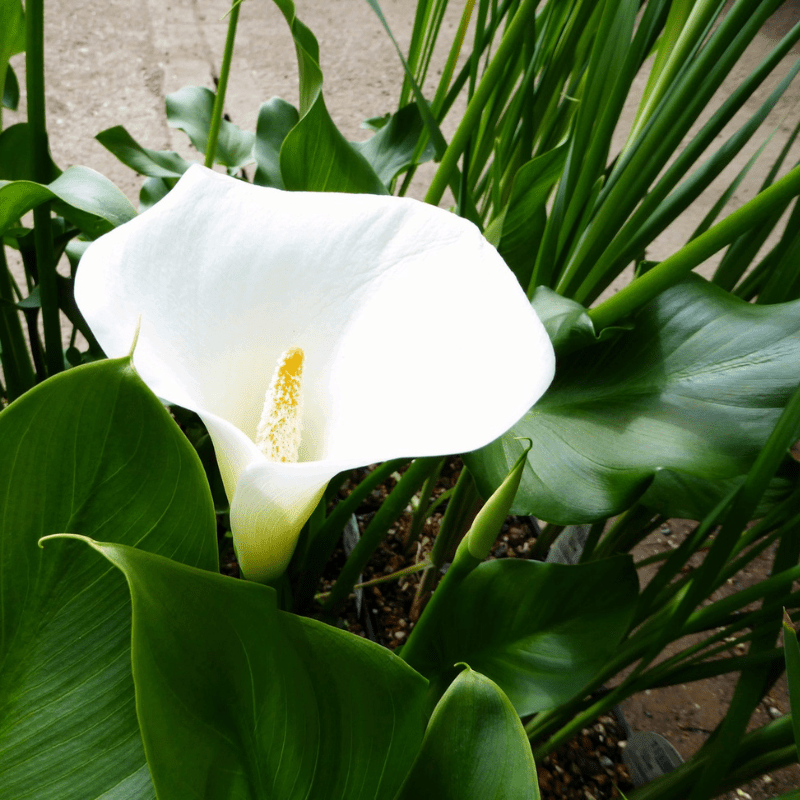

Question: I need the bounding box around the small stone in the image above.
[599,756,613,769]
[768,706,782,718]
[394,631,406,641]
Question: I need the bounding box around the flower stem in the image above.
[26,0,62,377]
[0,248,35,400]
[424,0,539,207]
[204,0,243,168]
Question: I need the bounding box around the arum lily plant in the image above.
[75,164,555,582]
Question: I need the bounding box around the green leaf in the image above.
[2,63,19,110]
[351,103,435,187]
[96,124,193,178]
[498,144,567,291]
[253,96,299,189]
[0,122,60,182]
[468,276,800,523]
[784,611,800,766]
[0,0,24,111]
[0,358,218,800]
[270,0,388,194]
[394,666,540,800]
[638,459,799,520]
[530,285,629,354]
[166,86,255,170]
[401,556,638,715]
[0,166,137,237]
[50,536,429,800]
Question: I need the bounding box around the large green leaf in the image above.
[0,166,136,237]
[270,0,388,194]
[48,537,429,800]
[394,667,540,800]
[351,103,435,188]
[166,86,256,170]
[401,556,638,715]
[784,611,800,767]
[253,97,299,189]
[0,358,217,799]
[467,276,800,523]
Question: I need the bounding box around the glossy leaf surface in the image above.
[351,103,435,187]
[55,537,429,800]
[395,667,540,800]
[253,97,299,188]
[402,556,638,715]
[0,166,136,236]
[0,358,217,799]
[468,277,800,523]
[96,125,192,178]
[270,0,387,194]
[166,86,256,169]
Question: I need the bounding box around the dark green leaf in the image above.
[639,460,800,519]
[52,537,429,800]
[96,124,193,178]
[253,96,299,189]
[0,167,136,237]
[530,285,629,354]
[165,86,255,169]
[138,175,173,211]
[0,358,217,800]
[467,277,800,523]
[394,667,540,800]
[270,0,387,194]
[351,103,435,187]
[2,63,19,110]
[498,145,567,290]
[0,123,60,182]
[784,611,800,766]
[0,0,24,93]
[402,556,638,715]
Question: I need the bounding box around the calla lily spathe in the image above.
[75,165,555,582]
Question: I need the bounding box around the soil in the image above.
[300,460,800,799]
[7,0,800,796]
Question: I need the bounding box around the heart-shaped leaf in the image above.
[48,536,429,800]
[467,277,800,522]
[394,666,540,800]
[0,358,217,800]
[401,556,638,715]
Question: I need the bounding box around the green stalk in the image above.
[0,249,35,400]
[320,457,441,617]
[26,0,61,377]
[204,0,242,168]
[291,458,409,612]
[410,464,479,615]
[588,162,800,330]
[424,0,539,206]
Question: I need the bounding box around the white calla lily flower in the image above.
[75,165,555,582]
